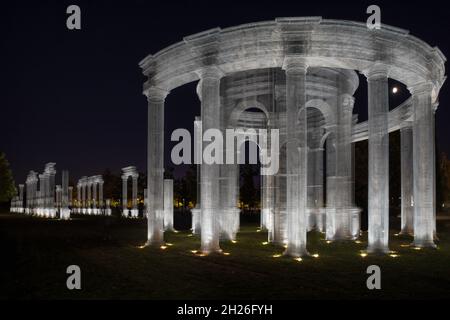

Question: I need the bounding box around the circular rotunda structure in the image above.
[139,17,446,257]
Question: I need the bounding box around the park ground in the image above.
[0,210,449,299]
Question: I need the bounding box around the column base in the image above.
[219,208,240,241]
[325,207,361,241]
[399,229,414,236]
[145,239,165,247]
[412,239,437,248]
[260,208,271,231]
[199,247,223,256]
[191,208,202,234]
[270,209,287,245]
[366,244,390,254]
[283,245,309,258]
[105,209,112,216]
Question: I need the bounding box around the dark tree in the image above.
[102,169,121,201]
[439,152,450,209]
[0,152,16,203]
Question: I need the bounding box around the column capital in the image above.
[400,121,413,131]
[144,86,170,102]
[196,65,225,81]
[362,62,390,80]
[282,56,308,74]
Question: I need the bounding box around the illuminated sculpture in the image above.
[140,17,445,255]
[44,163,57,218]
[27,171,38,215]
[60,170,71,220]
[163,179,175,231]
[76,175,104,215]
[37,174,46,217]
[90,175,104,215]
[121,166,139,218]
[87,177,93,214]
[78,176,88,214]
[17,184,24,213]
[27,163,56,218]
[56,185,62,213]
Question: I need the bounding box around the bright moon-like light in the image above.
[392,87,398,94]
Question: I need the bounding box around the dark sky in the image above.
[1,0,449,185]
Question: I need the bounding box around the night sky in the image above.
[1,0,449,185]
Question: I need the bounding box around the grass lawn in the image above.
[1,211,449,299]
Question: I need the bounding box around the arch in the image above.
[228,99,270,128]
[305,99,335,125]
[320,131,331,149]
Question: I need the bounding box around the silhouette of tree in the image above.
[0,152,16,203]
[102,169,121,200]
[439,152,450,208]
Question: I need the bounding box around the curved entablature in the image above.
[140,17,446,98]
[221,67,359,101]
